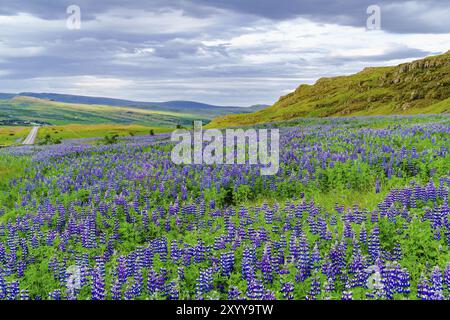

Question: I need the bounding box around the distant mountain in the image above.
[0,93,15,100]
[11,92,261,114]
[0,93,267,127]
[208,50,450,127]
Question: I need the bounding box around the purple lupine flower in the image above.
[117,256,127,285]
[417,274,431,300]
[242,247,255,281]
[124,282,137,300]
[7,281,19,300]
[342,290,353,300]
[66,265,81,300]
[281,282,294,300]
[444,263,450,297]
[20,289,29,300]
[368,226,380,262]
[195,268,213,299]
[311,243,321,270]
[261,248,273,284]
[156,268,167,293]
[263,290,276,300]
[133,268,143,298]
[247,279,264,300]
[359,225,367,244]
[167,281,179,300]
[429,266,444,300]
[92,259,106,300]
[398,268,411,295]
[220,251,235,277]
[323,277,335,295]
[147,269,157,295]
[228,286,242,300]
[111,279,122,300]
[295,233,310,282]
[392,243,402,262]
[329,242,345,278]
[343,221,353,239]
[48,289,62,300]
[306,276,321,300]
[0,269,6,300]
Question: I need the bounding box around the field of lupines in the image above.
[0,115,449,300]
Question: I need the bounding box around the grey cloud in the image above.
[0,1,448,106]
[1,0,449,33]
[327,46,434,64]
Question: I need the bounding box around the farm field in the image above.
[0,114,449,300]
[36,124,172,143]
[0,124,173,147]
[0,127,30,147]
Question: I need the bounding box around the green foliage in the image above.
[103,134,119,145]
[38,134,62,145]
[233,184,253,204]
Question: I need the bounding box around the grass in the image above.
[0,155,29,190]
[37,124,173,141]
[0,124,173,147]
[0,126,30,146]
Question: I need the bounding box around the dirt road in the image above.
[22,126,39,145]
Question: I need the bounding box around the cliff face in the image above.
[208,51,450,128]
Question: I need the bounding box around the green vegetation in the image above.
[0,126,30,147]
[0,115,448,300]
[0,96,201,127]
[0,155,29,192]
[103,134,119,145]
[37,124,171,141]
[208,50,450,128]
[38,134,62,146]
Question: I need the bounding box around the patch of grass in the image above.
[0,155,29,193]
[37,124,172,141]
[0,126,30,146]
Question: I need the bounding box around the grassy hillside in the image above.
[208,50,450,127]
[13,92,264,114]
[0,95,264,129]
[0,93,265,127]
[0,96,204,127]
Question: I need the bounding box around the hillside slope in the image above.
[2,92,266,116]
[208,50,450,127]
[0,95,266,127]
[0,96,199,127]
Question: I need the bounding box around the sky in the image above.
[0,0,449,106]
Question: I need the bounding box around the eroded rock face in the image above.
[395,55,449,75]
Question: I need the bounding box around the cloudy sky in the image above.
[0,0,449,106]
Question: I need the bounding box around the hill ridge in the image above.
[208,50,450,127]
